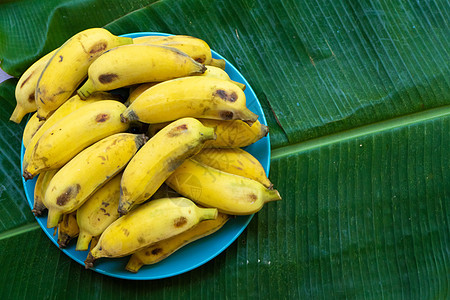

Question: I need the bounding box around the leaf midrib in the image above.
[0,222,40,241]
[271,105,450,160]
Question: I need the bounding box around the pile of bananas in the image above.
[11,28,281,273]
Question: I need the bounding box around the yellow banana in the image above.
[166,159,281,215]
[22,112,45,148]
[32,169,58,216]
[120,77,258,125]
[133,34,225,68]
[118,118,216,215]
[23,100,129,180]
[77,44,206,99]
[57,211,79,248]
[149,118,268,148]
[36,28,132,119]
[76,172,122,251]
[126,212,229,272]
[23,92,119,172]
[45,133,146,228]
[10,49,57,123]
[85,197,218,268]
[126,66,244,106]
[201,66,245,90]
[192,148,273,188]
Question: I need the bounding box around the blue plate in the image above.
[21,32,271,280]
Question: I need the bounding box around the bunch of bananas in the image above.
[12,28,282,273]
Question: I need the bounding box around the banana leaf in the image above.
[0,0,448,298]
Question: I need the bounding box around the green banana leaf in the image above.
[0,0,449,298]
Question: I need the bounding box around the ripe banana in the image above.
[192,148,273,188]
[120,77,258,125]
[201,66,245,90]
[22,92,117,172]
[126,212,229,272]
[36,28,132,119]
[85,197,218,268]
[77,44,206,99]
[10,49,57,123]
[133,35,225,68]
[32,169,58,216]
[76,172,122,251]
[22,112,45,148]
[118,118,216,215]
[23,100,129,180]
[57,211,79,248]
[166,159,281,215]
[45,133,147,228]
[125,66,245,106]
[149,118,268,148]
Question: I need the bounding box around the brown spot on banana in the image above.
[98,73,119,84]
[167,124,188,137]
[248,193,257,203]
[122,228,130,237]
[59,55,63,62]
[56,184,81,206]
[28,93,35,103]
[219,111,234,120]
[173,216,187,227]
[95,113,110,122]
[214,89,238,102]
[137,236,146,244]
[89,42,107,54]
[151,248,163,256]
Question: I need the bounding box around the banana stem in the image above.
[264,189,282,203]
[231,80,246,91]
[117,36,133,46]
[77,79,95,99]
[200,207,218,221]
[208,58,226,70]
[9,105,28,123]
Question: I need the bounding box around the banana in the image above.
[10,49,57,123]
[23,112,45,148]
[45,133,146,228]
[125,65,245,106]
[23,92,120,173]
[76,172,122,251]
[149,118,268,148]
[126,212,229,272]
[32,169,58,216]
[166,159,281,215]
[133,35,225,68]
[77,44,206,99]
[84,197,218,268]
[192,148,273,188]
[118,118,216,215]
[120,77,258,125]
[57,211,79,248]
[201,66,245,90]
[23,100,129,180]
[36,28,132,119]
